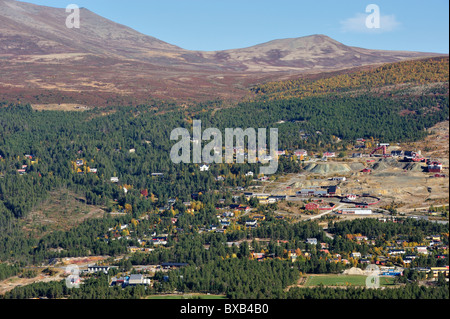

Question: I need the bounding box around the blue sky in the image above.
[23,0,449,53]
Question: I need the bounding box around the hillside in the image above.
[251,57,449,100]
[0,0,443,106]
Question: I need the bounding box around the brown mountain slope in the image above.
[0,0,444,105]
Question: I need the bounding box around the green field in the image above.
[146,294,227,300]
[304,275,396,287]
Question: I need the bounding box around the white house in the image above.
[111,177,119,183]
[200,165,210,172]
[295,149,308,157]
[245,220,257,227]
[323,152,336,158]
[351,252,362,259]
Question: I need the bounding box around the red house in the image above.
[305,203,319,210]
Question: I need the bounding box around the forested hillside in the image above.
[251,57,449,100]
[0,56,448,300]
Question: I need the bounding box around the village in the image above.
[2,129,448,294]
[54,137,449,291]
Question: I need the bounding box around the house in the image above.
[252,215,266,221]
[305,200,337,211]
[259,155,273,162]
[245,220,258,228]
[323,152,336,158]
[128,274,150,286]
[380,267,403,276]
[87,265,111,274]
[89,168,98,173]
[405,255,417,260]
[76,160,84,166]
[220,220,230,227]
[199,164,210,172]
[297,189,328,197]
[252,252,265,261]
[294,149,308,157]
[431,235,441,242]
[327,185,339,195]
[391,150,403,157]
[287,249,299,259]
[338,209,373,215]
[245,171,254,177]
[223,211,234,217]
[351,252,362,259]
[152,236,168,245]
[161,262,188,269]
[305,202,320,211]
[129,148,136,153]
[128,246,142,253]
[306,238,317,245]
[429,267,449,278]
[428,162,442,173]
[111,177,119,183]
[112,276,127,287]
[403,258,413,264]
[416,246,428,255]
[330,176,346,182]
[361,168,372,173]
[388,249,406,256]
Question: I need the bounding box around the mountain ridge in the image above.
[0,0,446,105]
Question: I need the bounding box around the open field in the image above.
[31,104,91,112]
[304,274,397,287]
[0,268,65,295]
[21,189,106,238]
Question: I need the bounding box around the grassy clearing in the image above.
[21,188,105,238]
[304,275,396,287]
